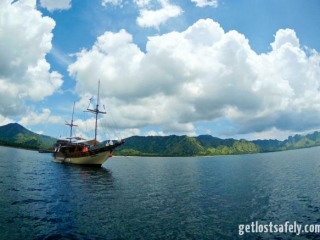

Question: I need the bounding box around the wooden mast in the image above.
[65,102,77,142]
[86,80,106,148]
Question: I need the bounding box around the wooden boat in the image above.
[52,81,124,166]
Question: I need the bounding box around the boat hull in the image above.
[53,150,111,166]
[52,140,124,167]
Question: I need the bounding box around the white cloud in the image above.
[244,127,295,141]
[0,0,63,116]
[68,18,320,138]
[137,0,183,29]
[134,0,150,8]
[40,0,71,12]
[146,130,165,136]
[191,0,218,8]
[69,29,145,96]
[102,0,122,7]
[0,115,14,127]
[19,108,62,126]
[111,128,141,139]
[271,28,300,51]
[68,116,140,140]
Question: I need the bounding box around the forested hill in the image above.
[1,122,320,156]
[0,123,56,150]
[116,132,320,156]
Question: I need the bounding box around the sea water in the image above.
[1,146,320,239]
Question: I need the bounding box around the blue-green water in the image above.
[1,146,320,239]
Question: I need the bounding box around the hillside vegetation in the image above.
[0,123,56,150]
[116,132,320,156]
[1,123,320,156]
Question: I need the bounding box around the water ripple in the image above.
[1,147,320,239]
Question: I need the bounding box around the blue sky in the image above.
[1,0,320,141]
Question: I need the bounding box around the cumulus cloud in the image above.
[40,0,71,12]
[191,0,218,8]
[19,108,62,126]
[68,18,320,138]
[64,116,139,141]
[136,0,183,28]
[271,28,300,51]
[0,0,63,116]
[102,0,182,29]
[0,115,14,127]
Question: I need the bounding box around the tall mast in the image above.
[65,102,77,142]
[86,80,106,148]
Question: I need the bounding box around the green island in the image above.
[0,123,57,151]
[1,123,320,156]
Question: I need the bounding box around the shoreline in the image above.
[2,143,320,158]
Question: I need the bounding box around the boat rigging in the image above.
[52,80,124,166]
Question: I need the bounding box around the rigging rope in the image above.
[105,104,123,141]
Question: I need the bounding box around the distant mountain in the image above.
[252,131,320,152]
[0,123,56,150]
[1,122,320,156]
[117,135,207,156]
[116,132,320,156]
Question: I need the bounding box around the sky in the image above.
[1,0,320,141]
